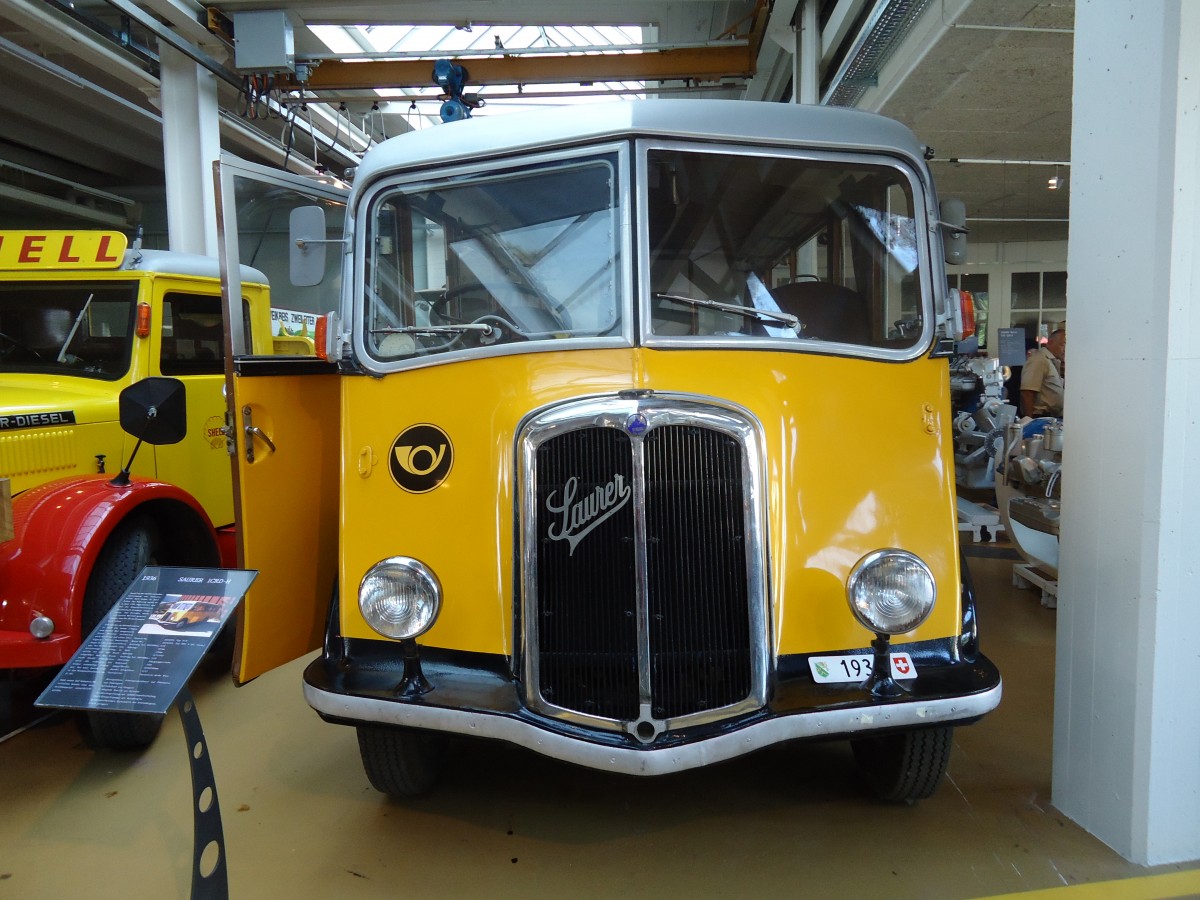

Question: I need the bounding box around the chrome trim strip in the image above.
[304,679,1002,777]
[630,426,654,739]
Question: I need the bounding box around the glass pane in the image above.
[160,293,225,375]
[647,149,922,349]
[961,273,989,294]
[0,280,135,379]
[1009,312,1042,336]
[1043,270,1067,306]
[1042,315,1067,334]
[364,153,622,362]
[230,175,346,353]
[1010,271,1041,310]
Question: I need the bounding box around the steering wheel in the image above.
[0,331,42,361]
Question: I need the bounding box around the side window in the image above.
[160,293,226,375]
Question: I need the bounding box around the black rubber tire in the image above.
[356,725,445,798]
[851,725,954,804]
[80,515,166,750]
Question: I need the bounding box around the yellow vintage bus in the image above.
[220,99,998,803]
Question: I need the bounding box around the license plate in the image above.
[807,652,917,684]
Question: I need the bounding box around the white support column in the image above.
[159,44,220,256]
[795,0,819,104]
[1054,0,1200,865]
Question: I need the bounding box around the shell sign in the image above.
[0,231,128,270]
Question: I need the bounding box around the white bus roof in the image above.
[351,99,929,195]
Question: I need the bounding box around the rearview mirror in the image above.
[940,198,968,266]
[119,377,187,446]
[290,205,328,287]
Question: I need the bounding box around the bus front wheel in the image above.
[356,724,445,798]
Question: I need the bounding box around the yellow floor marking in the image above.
[983,869,1200,899]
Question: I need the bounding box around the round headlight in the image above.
[847,549,936,635]
[359,557,441,640]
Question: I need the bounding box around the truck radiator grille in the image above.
[644,425,751,719]
[522,396,766,738]
[535,426,639,720]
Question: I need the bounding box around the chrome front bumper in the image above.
[303,649,1002,777]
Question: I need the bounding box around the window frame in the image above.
[635,139,936,361]
[350,142,635,375]
[158,291,228,377]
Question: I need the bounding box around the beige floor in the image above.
[3,555,1199,900]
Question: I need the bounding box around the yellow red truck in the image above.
[0,230,275,746]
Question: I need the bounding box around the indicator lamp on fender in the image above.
[846,549,936,697]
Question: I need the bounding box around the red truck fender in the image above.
[0,475,226,669]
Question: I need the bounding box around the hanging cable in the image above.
[280,103,297,171]
[304,102,319,167]
[370,101,387,142]
[264,75,280,119]
[333,102,348,151]
[254,76,271,120]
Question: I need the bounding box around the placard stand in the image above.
[35,567,257,900]
[176,686,228,900]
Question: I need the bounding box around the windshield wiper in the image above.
[372,324,495,337]
[57,292,94,363]
[654,292,801,332]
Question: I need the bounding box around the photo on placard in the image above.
[139,593,230,637]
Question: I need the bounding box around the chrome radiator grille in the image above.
[521,395,767,741]
[644,425,752,719]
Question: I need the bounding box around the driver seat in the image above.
[771,281,869,344]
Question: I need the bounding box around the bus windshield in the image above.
[646,147,926,351]
[362,152,624,362]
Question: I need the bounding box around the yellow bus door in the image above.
[216,156,348,683]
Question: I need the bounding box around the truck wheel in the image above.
[356,725,445,797]
[81,516,165,750]
[851,726,953,804]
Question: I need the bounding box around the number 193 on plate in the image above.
[807,652,917,684]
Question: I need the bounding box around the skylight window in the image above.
[308,23,649,133]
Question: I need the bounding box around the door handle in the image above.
[242,405,276,463]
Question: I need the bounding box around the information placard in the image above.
[998,326,1028,367]
[36,567,257,715]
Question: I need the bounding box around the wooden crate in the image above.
[1,478,12,542]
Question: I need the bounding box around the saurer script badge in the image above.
[545,474,630,556]
[389,424,453,493]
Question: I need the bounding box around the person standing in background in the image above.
[1020,327,1065,417]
